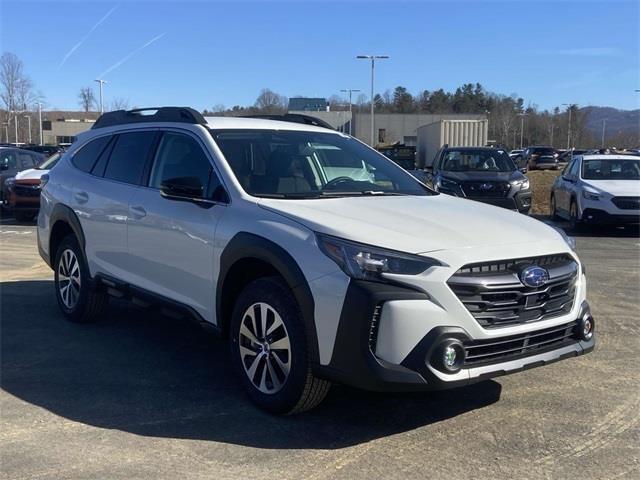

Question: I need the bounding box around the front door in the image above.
[127,130,227,322]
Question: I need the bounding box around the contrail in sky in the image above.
[98,32,167,78]
[58,5,118,69]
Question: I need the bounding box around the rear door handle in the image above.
[74,191,89,204]
[130,205,147,219]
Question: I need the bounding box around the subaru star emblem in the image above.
[479,183,494,190]
[520,266,549,288]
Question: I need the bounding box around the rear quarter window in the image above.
[72,135,112,173]
[103,131,157,185]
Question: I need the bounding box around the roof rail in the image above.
[242,113,335,131]
[92,107,206,129]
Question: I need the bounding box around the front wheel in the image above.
[569,200,583,232]
[230,277,330,414]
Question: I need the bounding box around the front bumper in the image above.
[582,208,640,226]
[317,280,594,392]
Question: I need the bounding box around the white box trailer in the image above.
[416,119,488,168]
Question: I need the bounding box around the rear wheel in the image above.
[54,234,108,323]
[230,277,330,414]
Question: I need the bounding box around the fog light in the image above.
[576,315,595,341]
[432,340,465,373]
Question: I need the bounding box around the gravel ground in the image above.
[1,216,639,480]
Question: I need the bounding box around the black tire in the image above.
[54,234,108,323]
[550,194,560,220]
[230,277,330,414]
[569,200,583,232]
[14,211,35,222]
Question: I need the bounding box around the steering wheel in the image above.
[324,176,355,190]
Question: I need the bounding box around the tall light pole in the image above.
[23,114,32,144]
[562,103,577,149]
[517,112,528,149]
[357,55,389,146]
[37,102,43,145]
[94,79,107,113]
[340,88,361,135]
[2,123,8,143]
[601,119,607,148]
[14,113,18,145]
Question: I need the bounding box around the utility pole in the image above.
[517,112,528,149]
[94,79,107,114]
[2,123,8,143]
[562,103,577,149]
[23,114,32,144]
[601,119,607,148]
[37,102,43,145]
[357,55,389,146]
[550,123,555,147]
[340,88,361,136]
[14,113,18,145]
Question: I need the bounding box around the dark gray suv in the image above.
[426,147,532,213]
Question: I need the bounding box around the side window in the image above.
[72,135,112,173]
[103,131,157,185]
[0,150,17,170]
[562,159,574,176]
[149,132,213,193]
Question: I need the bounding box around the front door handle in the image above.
[74,191,89,204]
[130,205,147,219]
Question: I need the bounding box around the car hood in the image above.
[439,171,523,182]
[584,180,640,196]
[15,168,46,181]
[258,194,560,254]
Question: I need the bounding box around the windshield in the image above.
[37,152,61,170]
[440,149,516,172]
[209,129,430,198]
[582,159,640,180]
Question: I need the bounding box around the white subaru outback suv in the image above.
[38,107,595,414]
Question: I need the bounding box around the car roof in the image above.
[443,146,504,151]
[580,154,640,161]
[204,116,338,134]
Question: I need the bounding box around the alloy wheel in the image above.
[58,249,81,309]
[238,302,291,394]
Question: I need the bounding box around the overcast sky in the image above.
[2,0,639,111]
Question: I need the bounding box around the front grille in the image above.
[460,181,510,198]
[448,254,578,328]
[13,184,41,197]
[463,321,578,367]
[612,196,640,210]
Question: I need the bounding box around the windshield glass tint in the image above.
[582,159,640,180]
[533,148,555,155]
[209,129,428,198]
[440,149,515,172]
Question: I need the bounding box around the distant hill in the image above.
[582,107,639,136]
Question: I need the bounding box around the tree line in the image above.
[1,51,636,149]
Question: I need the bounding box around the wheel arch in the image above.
[49,204,86,267]
[217,232,319,364]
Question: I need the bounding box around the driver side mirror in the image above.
[160,176,205,202]
[519,167,528,174]
[562,175,575,183]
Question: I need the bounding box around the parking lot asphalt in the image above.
[1,216,639,480]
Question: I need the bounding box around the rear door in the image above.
[71,130,158,281]
[127,129,227,321]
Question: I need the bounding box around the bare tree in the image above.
[1,52,34,112]
[254,88,287,114]
[77,87,96,112]
[110,97,130,111]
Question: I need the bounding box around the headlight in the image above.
[552,226,576,251]
[436,177,458,191]
[582,190,601,201]
[512,178,530,190]
[316,233,440,282]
